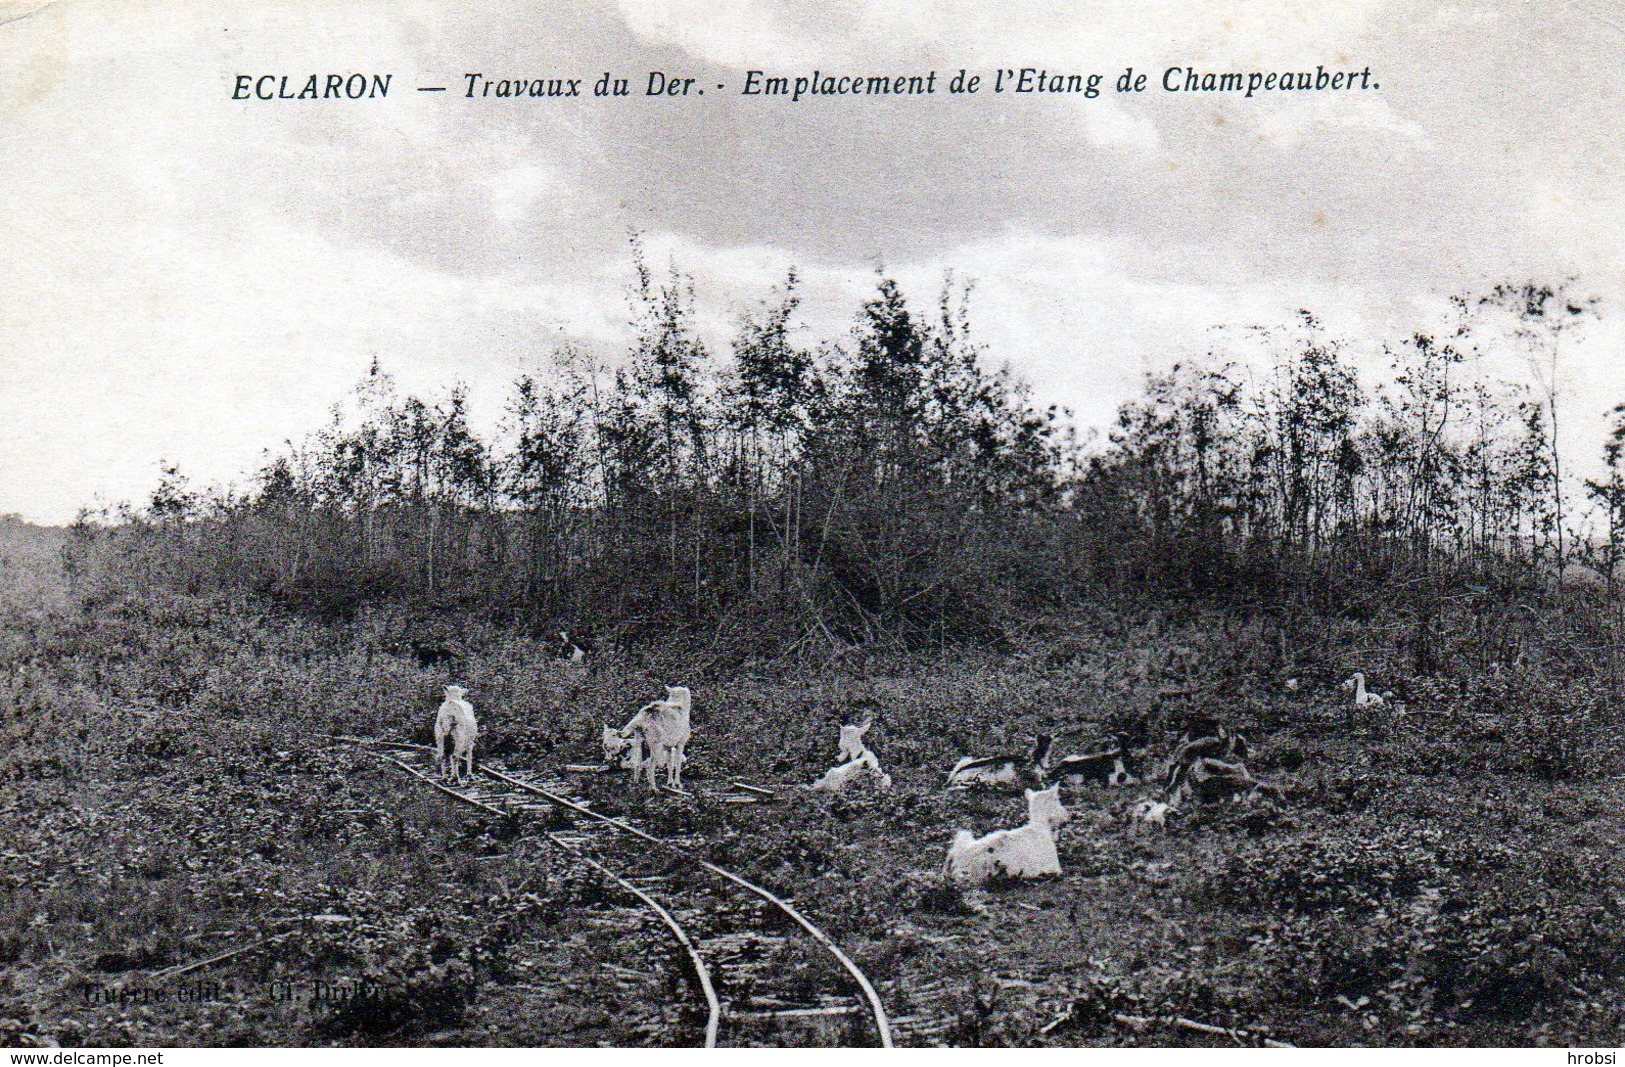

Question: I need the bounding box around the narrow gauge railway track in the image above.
[344,735,894,1049]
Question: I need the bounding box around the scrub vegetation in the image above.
[2,262,1620,1047]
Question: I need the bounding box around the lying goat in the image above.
[1168,756,1284,807]
[434,684,478,784]
[1341,671,1387,707]
[1048,745,1140,789]
[810,748,892,793]
[943,785,1070,884]
[1161,727,1249,791]
[558,630,590,666]
[946,734,1055,790]
[619,685,692,792]
[837,719,873,762]
[1130,796,1178,830]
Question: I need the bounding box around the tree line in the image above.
[1081,286,1618,595]
[72,261,1619,655]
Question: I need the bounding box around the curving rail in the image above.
[356,737,893,1049]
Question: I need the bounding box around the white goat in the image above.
[434,684,478,784]
[837,719,873,762]
[620,685,692,791]
[811,746,892,794]
[947,735,1055,790]
[943,785,1070,884]
[1341,671,1387,707]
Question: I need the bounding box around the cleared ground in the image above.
[2,533,1622,1047]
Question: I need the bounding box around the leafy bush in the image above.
[1197,832,1442,917]
[1472,669,1622,780]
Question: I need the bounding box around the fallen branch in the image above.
[734,1004,861,1019]
[328,734,421,751]
[1112,1012,1294,1048]
[601,962,656,981]
[1039,1005,1074,1035]
[729,781,777,797]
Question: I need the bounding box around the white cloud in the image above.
[617,0,1396,71]
[1081,98,1162,151]
[615,0,837,68]
[484,161,568,224]
[0,0,1618,523]
[1255,94,1428,150]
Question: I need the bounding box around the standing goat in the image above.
[619,685,692,791]
[434,684,478,784]
[943,785,1070,884]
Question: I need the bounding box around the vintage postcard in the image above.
[1,0,1621,1054]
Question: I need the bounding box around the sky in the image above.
[0,0,1620,524]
